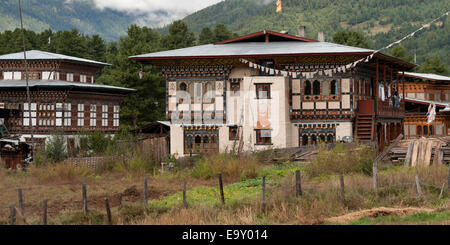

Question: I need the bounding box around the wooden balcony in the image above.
[358,99,405,118]
[377,99,405,118]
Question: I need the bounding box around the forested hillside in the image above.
[179,0,449,72]
[0,0,133,41]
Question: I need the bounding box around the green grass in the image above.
[149,163,298,210]
[349,211,450,225]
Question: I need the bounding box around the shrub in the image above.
[57,211,105,225]
[88,131,112,155]
[45,133,67,163]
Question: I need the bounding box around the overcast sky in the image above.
[91,0,225,27]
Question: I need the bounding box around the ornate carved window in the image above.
[313,80,321,97]
[304,80,312,96]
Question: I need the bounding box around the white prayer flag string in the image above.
[240,11,449,78]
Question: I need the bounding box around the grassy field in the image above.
[0,144,449,225]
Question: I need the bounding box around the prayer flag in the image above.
[276,0,282,13]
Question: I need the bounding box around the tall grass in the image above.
[191,153,260,181]
[305,143,375,177]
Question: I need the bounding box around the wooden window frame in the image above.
[255,129,272,145]
[256,83,271,99]
[229,126,239,141]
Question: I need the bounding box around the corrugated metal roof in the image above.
[130,41,374,59]
[156,121,171,127]
[401,72,450,81]
[0,80,135,93]
[0,50,110,66]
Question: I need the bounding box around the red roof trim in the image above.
[215,30,317,44]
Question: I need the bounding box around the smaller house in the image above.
[133,121,170,162]
[399,72,450,138]
[0,137,30,169]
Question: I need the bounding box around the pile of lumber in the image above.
[389,137,450,166]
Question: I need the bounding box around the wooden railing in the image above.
[357,99,405,118]
[377,99,405,118]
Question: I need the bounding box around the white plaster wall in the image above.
[335,122,353,141]
[170,125,184,157]
[238,76,291,152]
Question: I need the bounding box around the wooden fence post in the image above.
[439,183,445,200]
[339,174,345,205]
[373,161,378,190]
[261,176,266,213]
[14,207,27,224]
[295,170,302,197]
[219,173,225,204]
[118,195,122,211]
[415,174,423,198]
[43,200,47,225]
[9,205,16,225]
[82,184,88,215]
[105,198,112,225]
[144,177,148,207]
[373,134,404,189]
[18,188,24,215]
[183,180,188,208]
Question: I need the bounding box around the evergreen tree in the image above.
[332,31,371,49]
[213,24,234,43]
[418,57,448,75]
[391,45,414,63]
[199,27,215,45]
[97,25,165,129]
[161,20,196,50]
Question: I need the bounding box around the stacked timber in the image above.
[388,137,450,166]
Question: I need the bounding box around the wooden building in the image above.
[131,30,415,156]
[398,72,450,138]
[134,121,170,162]
[0,50,135,167]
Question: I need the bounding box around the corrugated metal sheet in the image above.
[0,50,110,66]
[402,72,450,82]
[130,41,374,59]
[0,80,136,93]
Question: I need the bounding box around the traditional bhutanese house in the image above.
[398,72,450,138]
[131,30,415,157]
[0,50,135,157]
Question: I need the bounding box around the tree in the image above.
[199,27,215,45]
[213,24,235,43]
[332,31,371,49]
[97,25,166,129]
[418,57,448,75]
[161,20,196,50]
[391,45,414,63]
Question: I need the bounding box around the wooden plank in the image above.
[424,141,434,166]
[405,140,414,166]
[411,140,420,167]
[433,143,443,165]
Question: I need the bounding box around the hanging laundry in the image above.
[379,83,385,101]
